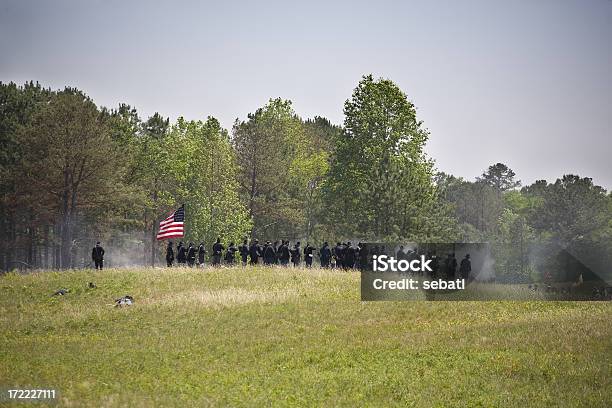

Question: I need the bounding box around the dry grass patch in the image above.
[143,287,299,309]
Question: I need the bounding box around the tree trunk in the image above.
[27,218,34,268]
[143,214,148,265]
[43,225,49,269]
[53,222,61,269]
[150,189,158,267]
[60,213,72,269]
[150,222,156,267]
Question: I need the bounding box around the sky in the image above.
[1,0,611,189]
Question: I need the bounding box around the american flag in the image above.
[156,205,185,240]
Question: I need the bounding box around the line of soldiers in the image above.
[164,239,369,269]
[89,240,471,279]
[163,239,472,280]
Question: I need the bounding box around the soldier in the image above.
[344,242,356,269]
[225,242,237,264]
[212,238,224,266]
[238,239,249,266]
[406,249,419,275]
[272,241,280,265]
[320,242,331,268]
[91,242,105,270]
[341,242,349,269]
[177,242,187,266]
[197,242,206,267]
[279,240,291,266]
[261,241,269,265]
[249,239,261,265]
[263,241,276,265]
[333,242,345,269]
[460,254,471,281]
[372,245,380,258]
[304,243,315,268]
[290,241,301,267]
[445,253,457,280]
[396,245,405,261]
[428,251,439,279]
[186,242,196,267]
[357,243,368,270]
[166,241,175,267]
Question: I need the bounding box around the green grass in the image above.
[0,266,610,407]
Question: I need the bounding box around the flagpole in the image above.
[154,205,186,267]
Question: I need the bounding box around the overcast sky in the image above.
[1,0,611,189]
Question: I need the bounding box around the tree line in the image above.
[1,76,610,280]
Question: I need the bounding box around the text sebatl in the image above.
[372,278,465,290]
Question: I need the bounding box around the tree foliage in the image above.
[164,117,251,246]
[523,175,609,244]
[477,163,521,191]
[19,90,128,267]
[232,98,330,241]
[0,78,610,277]
[323,75,456,241]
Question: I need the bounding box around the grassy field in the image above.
[0,266,610,407]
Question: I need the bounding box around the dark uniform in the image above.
[319,242,331,268]
[446,253,457,280]
[290,242,301,267]
[92,242,105,270]
[272,241,279,264]
[406,250,418,274]
[344,242,355,269]
[303,244,315,268]
[225,243,237,264]
[186,243,196,267]
[197,243,206,267]
[177,242,186,265]
[249,240,261,265]
[279,241,290,266]
[212,238,224,266]
[428,252,439,279]
[372,246,380,259]
[459,254,471,280]
[239,240,249,266]
[166,242,175,267]
[357,243,368,270]
[333,243,345,269]
[263,242,275,265]
[396,246,405,261]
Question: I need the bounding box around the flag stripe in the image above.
[156,205,185,240]
[156,231,184,239]
[158,224,184,232]
[158,228,184,234]
[157,228,183,234]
